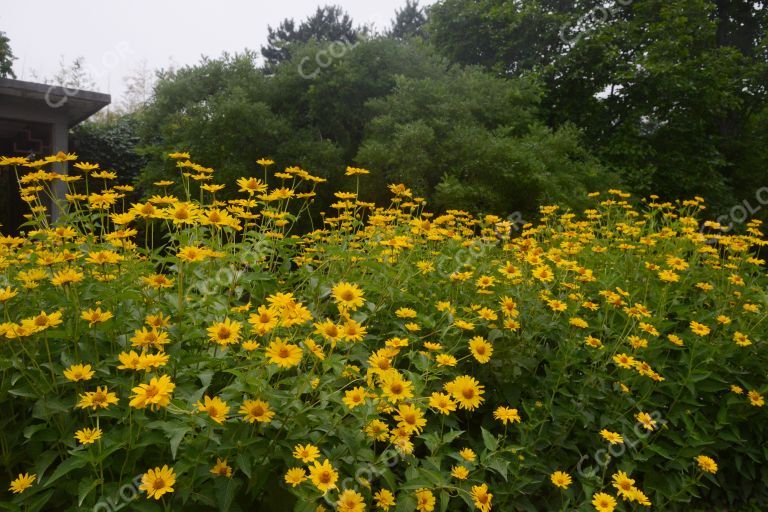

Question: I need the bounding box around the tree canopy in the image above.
[0,30,15,78]
[429,0,768,211]
[70,0,768,225]
[261,5,362,70]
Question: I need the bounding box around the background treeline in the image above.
[7,0,767,221]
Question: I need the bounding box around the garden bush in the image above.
[0,152,766,511]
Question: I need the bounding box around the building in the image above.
[0,77,110,235]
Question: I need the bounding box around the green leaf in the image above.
[215,477,240,512]
[45,457,88,487]
[486,456,510,481]
[78,477,102,506]
[481,427,498,452]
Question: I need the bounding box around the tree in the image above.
[261,5,361,70]
[0,30,16,78]
[389,0,427,40]
[356,68,612,214]
[121,59,155,113]
[268,37,446,160]
[429,0,768,213]
[137,51,343,202]
[428,0,590,75]
[32,56,96,89]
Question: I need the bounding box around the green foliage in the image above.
[70,115,149,187]
[0,29,15,78]
[1,159,767,510]
[389,0,428,40]
[428,0,768,215]
[135,36,615,218]
[261,5,362,70]
[356,68,611,215]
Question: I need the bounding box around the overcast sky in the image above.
[2,0,427,106]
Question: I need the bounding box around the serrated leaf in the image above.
[481,427,498,452]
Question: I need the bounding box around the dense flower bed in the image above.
[0,152,766,511]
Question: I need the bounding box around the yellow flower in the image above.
[284,467,307,487]
[733,331,752,347]
[21,310,63,332]
[451,465,469,480]
[331,281,365,311]
[64,363,95,382]
[345,166,370,176]
[695,455,718,474]
[0,286,18,302]
[210,458,233,477]
[547,299,567,312]
[266,338,303,368]
[600,429,623,445]
[459,448,476,461]
[628,488,652,506]
[658,269,680,282]
[415,489,436,512]
[337,489,365,512]
[689,321,711,336]
[240,399,275,423]
[342,318,367,342]
[469,336,493,364]
[74,427,103,445]
[395,307,417,318]
[9,473,36,494]
[343,386,367,409]
[493,406,521,425]
[293,443,321,463]
[365,420,390,441]
[748,390,764,407]
[569,317,589,328]
[129,375,175,410]
[592,492,617,512]
[716,314,732,325]
[585,335,603,348]
[379,371,414,403]
[667,334,684,346]
[550,470,572,489]
[435,353,457,367]
[304,338,325,359]
[51,268,84,286]
[429,392,457,415]
[117,350,142,370]
[142,273,174,288]
[207,318,241,346]
[309,459,338,493]
[177,245,209,262]
[237,176,267,195]
[77,386,119,410]
[445,375,485,410]
[139,465,176,500]
[130,327,170,350]
[612,353,636,369]
[196,395,230,424]
[248,305,279,335]
[315,318,343,343]
[532,265,554,282]
[394,403,427,434]
[635,412,657,431]
[374,488,395,510]
[80,307,113,326]
[471,483,493,512]
[611,470,635,498]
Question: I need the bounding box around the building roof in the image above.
[0,77,111,127]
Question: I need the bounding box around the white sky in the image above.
[2,0,426,106]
